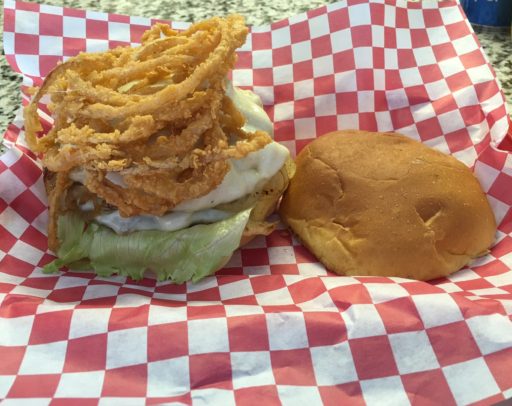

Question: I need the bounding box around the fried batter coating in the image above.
[24,15,272,247]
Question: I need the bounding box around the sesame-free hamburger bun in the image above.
[279,130,496,280]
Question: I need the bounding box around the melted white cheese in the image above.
[69,169,86,184]
[69,169,126,187]
[105,172,127,188]
[95,208,231,233]
[227,84,274,136]
[73,86,289,233]
[174,141,288,212]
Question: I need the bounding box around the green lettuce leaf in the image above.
[43,209,251,283]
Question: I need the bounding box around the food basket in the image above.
[1,0,511,403]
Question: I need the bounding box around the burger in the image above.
[24,15,294,283]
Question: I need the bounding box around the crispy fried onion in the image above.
[24,15,273,246]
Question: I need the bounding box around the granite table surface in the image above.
[0,0,511,138]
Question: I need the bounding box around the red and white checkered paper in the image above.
[1,0,512,404]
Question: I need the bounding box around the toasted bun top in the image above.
[279,130,496,280]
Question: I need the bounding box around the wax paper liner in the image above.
[1,0,512,404]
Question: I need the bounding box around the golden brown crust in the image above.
[278,130,496,280]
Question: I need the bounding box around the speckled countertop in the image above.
[0,0,511,137]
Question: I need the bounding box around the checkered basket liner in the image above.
[1,0,512,404]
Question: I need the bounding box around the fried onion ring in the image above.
[23,15,275,248]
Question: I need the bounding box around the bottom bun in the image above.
[279,130,496,281]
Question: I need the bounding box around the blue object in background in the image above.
[461,0,512,27]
